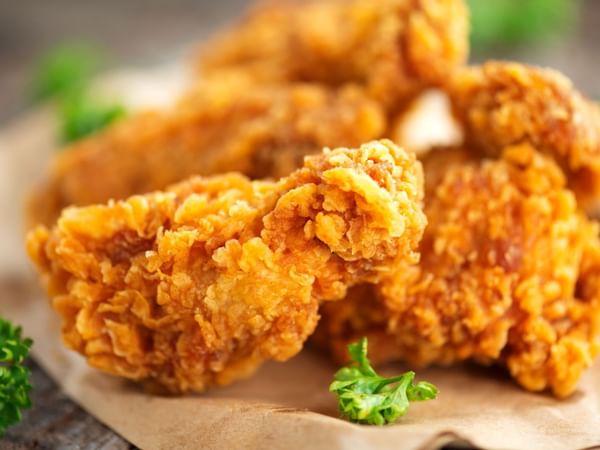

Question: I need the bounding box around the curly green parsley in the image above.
[468,0,578,52]
[330,337,438,425]
[0,318,33,436]
[30,44,127,143]
[59,92,126,143]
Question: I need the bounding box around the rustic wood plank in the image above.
[3,359,136,449]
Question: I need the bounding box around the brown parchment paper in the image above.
[1,66,599,450]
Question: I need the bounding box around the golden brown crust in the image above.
[312,284,397,365]
[448,61,600,213]
[198,0,469,110]
[316,145,600,397]
[27,79,386,227]
[27,140,426,393]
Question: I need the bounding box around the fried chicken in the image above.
[27,79,385,227]
[448,61,600,214]
[28,0,469,228]
[317,144,600,397]
[26,140,426,393]
[198,0,469,111]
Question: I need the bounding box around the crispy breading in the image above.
[420,146,476,194]
[27,79,385,227]
[26,141,426,393]
[198,0,469,111]
[317,145,600,397]
[311,284,396,366]
[449,61,600,213]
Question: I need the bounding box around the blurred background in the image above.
[0,0,599,122]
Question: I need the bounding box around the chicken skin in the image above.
[198,0,469,111]
[27,140,426,393]
[27,80,385,227]
[317,144,600,397]
[449,61,600,214]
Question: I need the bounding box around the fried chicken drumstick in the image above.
[198,0,468,111]
[449,61,600,214]
[317,145,600,397]
[27,80,385,227]
[27,140,426,393]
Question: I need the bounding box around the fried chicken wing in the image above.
[27,79,385,227]
[449,61,600,213]
[198,0,469,111]
[27,140,426,393]
[317,144,600,397]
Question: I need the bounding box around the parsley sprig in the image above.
[30,44,127,143]
[59,91,126,143]
[0,318,33,436]
[330,337,438,425]
[31,44,102,102]
[468,0,578,52]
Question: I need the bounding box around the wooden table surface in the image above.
[1,0,599,448]
[4,360,134,450]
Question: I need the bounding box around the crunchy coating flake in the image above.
[449,61,600,213]
[317,145,600,397]
[27,79,385,227]
[199,0,469,111]
[27,141,426,393]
